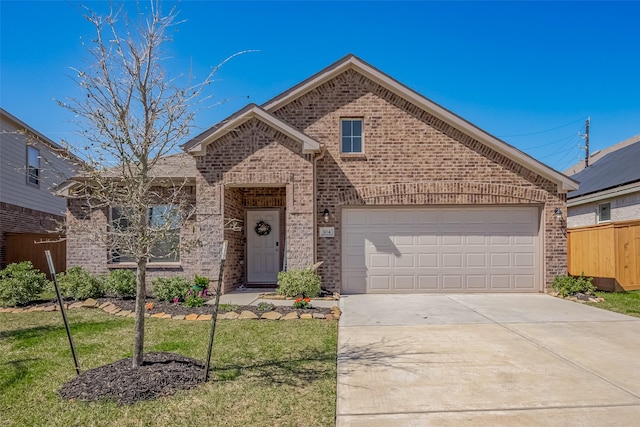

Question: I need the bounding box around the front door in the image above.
[247,210,280,284]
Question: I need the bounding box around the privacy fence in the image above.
[5,233,66,279]
[567,219,640,291]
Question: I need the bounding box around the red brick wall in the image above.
[0,202,63,269]
[195,119,315,291]
[65,187,199,293]
[272,69,566,291]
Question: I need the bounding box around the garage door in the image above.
[342,207,541,293]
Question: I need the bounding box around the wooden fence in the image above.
[5,233,66,279]
[568,220,640,291]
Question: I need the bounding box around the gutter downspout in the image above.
[312,146,327,262]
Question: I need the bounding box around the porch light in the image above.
[554,207,563,222]
[323,208,330,223]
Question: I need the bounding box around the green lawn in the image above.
[0,310,337,427]
[587,290,640,318]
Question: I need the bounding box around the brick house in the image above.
[1,108,80,273]
[64,55,578,294]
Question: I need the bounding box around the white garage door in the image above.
[342,206,541,293]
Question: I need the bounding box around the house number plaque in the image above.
[319,227,335,237]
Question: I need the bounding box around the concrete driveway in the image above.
[337,294,640,426]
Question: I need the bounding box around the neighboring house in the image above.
[566,135,640,227]
[0,108,80,271]
[63,55,578,294]
[564,135,640,291]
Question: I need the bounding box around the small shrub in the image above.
[552,273,596,297]
[256,302,275,312]
[193,274,209,291]
[152,276,192,302]
[218,303,239,312]
[183,290,204,308]
[106,269,137,298]
[57,266,105,300]
[293,297,312,309]
[0,262,51,307]
[277,269,321,298]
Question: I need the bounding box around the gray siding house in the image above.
[0,108,80,269]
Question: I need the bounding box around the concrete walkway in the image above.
[337,294,640,426]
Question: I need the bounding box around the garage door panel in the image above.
[394,275,415,290]
[342,207,540,293]
[370,275,391,291]
[418,253,438,268]
[442,275,463,289]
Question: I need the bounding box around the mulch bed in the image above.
[59,352,204,404]
[94,297,334,317]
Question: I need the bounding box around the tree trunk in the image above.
[132,258,147,367]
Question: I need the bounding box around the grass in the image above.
[0,309,337,427]
[586,290,640,318]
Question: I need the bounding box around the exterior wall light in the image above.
[554,207,563,222]
[323,208,330,223]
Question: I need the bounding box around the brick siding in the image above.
[65,67,568,293]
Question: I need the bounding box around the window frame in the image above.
[597,202,611,223]
[109,205,181,264]
[340,118,364,154]
[26,145,40,187]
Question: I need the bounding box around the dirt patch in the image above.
[59,352,205,404]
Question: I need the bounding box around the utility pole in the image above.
[584,117,590,167]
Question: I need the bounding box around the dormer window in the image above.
[341,118,363,153]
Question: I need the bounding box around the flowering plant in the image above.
[183,290,205,308]
[145,302,154,311]
[293,297,312,309]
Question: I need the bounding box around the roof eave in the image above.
[263,55,579,193]
[185,105,321,156]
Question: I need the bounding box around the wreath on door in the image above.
[255,220,272,236]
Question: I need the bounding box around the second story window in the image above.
[27,145,40,186]
[341,118,363,153]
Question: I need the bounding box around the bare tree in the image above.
[60,1,230,367]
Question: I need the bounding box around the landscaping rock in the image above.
[261,311,282,320]
[150,312,165,318]
[218,312,239,320]
[116,310,131,317]
[282,312,299,320]
[127,312,136,318]
[69,302,84,309]
[43,305,56,312]
[184,314,199,321]
[173,315,186,320]
[197,314,212,321]
[325,313,335,320]
[11,308,25,313]
[238,310,259,320]
[300,313,313,319]
[161,314,173,319]
[98,302,111,309]
[312,313,326,319]
[81,298,98,308]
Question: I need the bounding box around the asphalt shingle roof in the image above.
[568,139,640,199]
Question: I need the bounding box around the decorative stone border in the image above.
[0,298,342,321]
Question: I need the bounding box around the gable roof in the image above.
[183,104,320,155]
[568,138,640,199]
[262,54,578,192]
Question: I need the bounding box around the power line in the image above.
[498,116,589,138]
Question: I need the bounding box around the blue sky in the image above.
[1,1,639,172]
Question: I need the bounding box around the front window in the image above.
[27,146,39,186]
[110,205,180,263]
[341,118,363,153]
[598,203,611,223]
